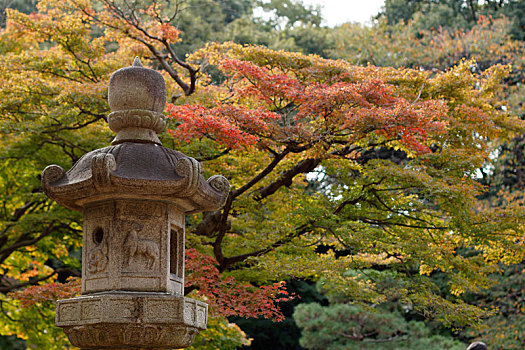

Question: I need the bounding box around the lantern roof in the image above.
[42,58,229,213]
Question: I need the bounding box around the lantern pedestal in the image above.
[56,292,207,349]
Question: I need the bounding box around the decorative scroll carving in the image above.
[66,326,111,347]
[123,227,159,269]
[42,165,66,184]
[41,165,66,194]
[108,109,166,133]
[207,175,230,194]
[174,157,202,196]
[91,153,116,190]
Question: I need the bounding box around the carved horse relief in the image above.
[123,225,159,270]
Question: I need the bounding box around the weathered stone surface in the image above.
[106,57,167,146]
[56,292,206,349]
[67,324,197,350]
[108,57,166,113]
[56,292,207,327]
[81,199,185,294]
[108,110,166,145]
[44,58,226,349]
[42,57,229,213]
[42,143,229,213]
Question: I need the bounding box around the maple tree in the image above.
[0,0,524,348]
[331,16,524,79]
[330,5,525,348]
[172,41,524,326]
[0,0,288,347]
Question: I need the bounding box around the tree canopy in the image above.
[0,0,524,349]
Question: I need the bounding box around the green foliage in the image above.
[0,0,326,348]
[190,317,252,350]
[0,0,36,27]
[169,0,255,57]
[381,0,525,39]
[167,0,326,59]
[329,2,525,347]
[177,41,525,332]
[0,335,25,350]
[476,314,525,350]
[330,15,524,74]
[231,279,328,350]
[460,263,525,349]
[0,294,71,349]
[258,0,322,29]
[294,302,466,350]
[382,0,423,25]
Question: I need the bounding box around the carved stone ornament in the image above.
[42,144,229,212]
[91,153,116,191]
[87,244,108,275]
[41,164,66,194]
[56,293,207,349]
[208,175,230,194]
[108,109,166,134]
[174,157,202,196]
[43,57,230,349]
[123,227,159,270]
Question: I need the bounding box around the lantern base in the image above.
[56,292,207,349]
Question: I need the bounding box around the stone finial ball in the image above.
[108,57,167,113]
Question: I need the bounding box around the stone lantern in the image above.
[41,57,229,349]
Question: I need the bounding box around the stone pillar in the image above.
[42,57,229,349]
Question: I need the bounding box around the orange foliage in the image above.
[185,249,293,321]
[168,49,453,156]
[9,251,292,322]
[9,278,81,308]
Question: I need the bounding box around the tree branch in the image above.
[218,224,311,271]
[232,147,291,198]
[213,192,233,269]
[0,221,67,265]
[0,267,79,294]
[255,158,320,201]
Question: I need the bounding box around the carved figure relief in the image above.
[87,227,108,275]
[123,225,159,270]
[87,247,108,274]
